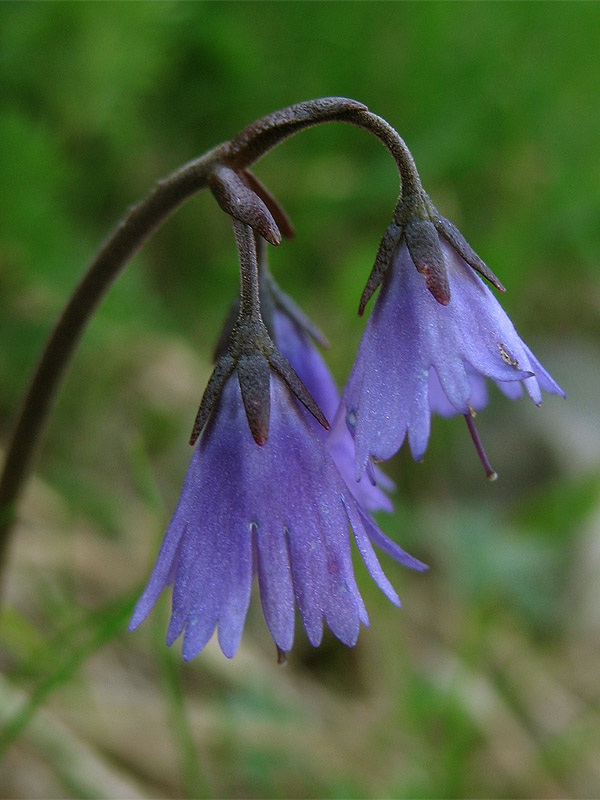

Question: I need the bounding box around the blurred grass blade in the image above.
[0,590,138,759]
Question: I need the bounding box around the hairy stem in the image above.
[232,220,262,321]
[343,108,422,198]
[224,98,422,197]
[0,96,422,585]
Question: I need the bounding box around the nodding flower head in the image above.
[129,370,426,660]
[344,197,564,479]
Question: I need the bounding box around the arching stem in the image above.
[0,145,225,576]
[0,96,422,587]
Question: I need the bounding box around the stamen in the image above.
[276,645,288,666]
[463,414,498,481]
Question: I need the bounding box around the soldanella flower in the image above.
[130,221,426,660]
[7,97,567,673]
[344,190,564,479]
[129,370,426,659]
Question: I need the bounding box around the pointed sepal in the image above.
[268,349,330,431]
[404,217,451,305]
[434,212,505,293]
[209,165,281,246]
[237,353,271,445]
[359,218,404,316]
[189,353,236,446]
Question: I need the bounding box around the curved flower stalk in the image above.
[0,96,419,578]
[129,371,426,659]
[344,234,564,479]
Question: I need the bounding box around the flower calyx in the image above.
[212,234,327,365]
[209,165,283,246]
[430,206,505,294]
[190,311,329,448]
[359,189,505,315]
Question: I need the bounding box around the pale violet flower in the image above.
[130,371,426,660]
[344,238,564,478]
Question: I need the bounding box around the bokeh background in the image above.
[1,2,599,797]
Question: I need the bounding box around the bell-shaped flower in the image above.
[130,371,426,660]
[344,233,564,478]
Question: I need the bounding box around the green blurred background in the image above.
[1,2,599,797]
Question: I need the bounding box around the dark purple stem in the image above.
[464,413,498,481]
[0,144,225,577]
[232,220,262,321]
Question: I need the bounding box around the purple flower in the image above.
[130,371,426,660]
[272,307,393,512]
[344,238,564,478]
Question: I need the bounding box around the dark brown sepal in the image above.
[209,165,281,246]
[237,353,271,446]
[268,349,330,431]
[405,217,451,305]
[241,169,295,240]
[359,218,403,316]
[434,213,505,293]
[189,353,236,446]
